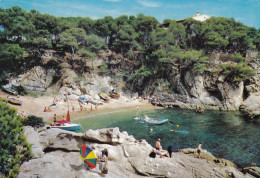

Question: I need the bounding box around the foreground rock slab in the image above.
[19,127,254,178]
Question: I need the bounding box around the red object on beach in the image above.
[66,110,70,122]
[57,110,70,125]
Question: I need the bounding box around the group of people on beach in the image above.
[78,101,97,112]
[43,107,52,112]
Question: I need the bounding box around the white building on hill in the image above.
[159,12,211,29]
[191,11,210,22]
[177,11,210,23]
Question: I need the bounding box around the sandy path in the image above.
[0,91,155,122]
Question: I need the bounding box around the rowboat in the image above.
[8,97,22,105]
[3,86,17,95]
[24,86,46,92]
[144,116,168,125]
[89,100,103,105]
[99,92,109,100]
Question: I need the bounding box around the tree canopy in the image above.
[0,6,258,86]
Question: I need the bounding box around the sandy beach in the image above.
[0,90,156,123]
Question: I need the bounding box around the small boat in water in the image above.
[8,97,22,105]
[144,115,168,125]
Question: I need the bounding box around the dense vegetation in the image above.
[0,99,32,177]
[0,6,259,88]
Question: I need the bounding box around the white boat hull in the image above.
[50,123,81,131]
[144,118,168,125]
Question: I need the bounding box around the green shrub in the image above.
[14,85,28,95]
[99,64,109,74]
[23,115,45,128]
[0,100,32,177]
[74,75,86,83]
[231,53,245,63]
[219,62,255,83]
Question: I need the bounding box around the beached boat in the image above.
[109,92,120,99]
[99,92,109,100]
[78,97,87,103]
[49,103,57,109]
[24,86,46,92]
[2,86,17,95]
[144,116,168,125]
[89,100,103,105]
[8,97,22,105]
[50,122,81,131]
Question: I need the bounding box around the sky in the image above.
[1,0,259,28]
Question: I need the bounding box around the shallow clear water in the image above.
[75,108,260,166]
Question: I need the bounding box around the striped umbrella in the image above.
[80,144,97,168]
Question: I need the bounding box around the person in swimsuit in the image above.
[155,138,162,150]
[53,114,57,125]
[197,142,202,159]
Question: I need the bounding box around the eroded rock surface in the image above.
[19,127,253,178]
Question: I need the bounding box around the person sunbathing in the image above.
[150,148,168,158]
[20,111,27,117]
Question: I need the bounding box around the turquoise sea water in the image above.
[75,108,260,167]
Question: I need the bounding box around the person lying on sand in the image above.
[20,111,28,117]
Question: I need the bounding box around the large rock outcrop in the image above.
[240,52,260,119]
[19,127,252,178]
[9,66,55,89]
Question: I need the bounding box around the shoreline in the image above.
[71,103,159,121]
[0,91,157,122]
[2,91,259,170]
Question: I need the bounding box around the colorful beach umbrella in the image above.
[80,144,97,168]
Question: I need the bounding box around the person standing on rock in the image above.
[53,114,57,125]
[197,142,202,159]
[99,148,108,176]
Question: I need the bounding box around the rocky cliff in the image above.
[18,127,255,178]
[4,50,260,119]
[151,51,260,120]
